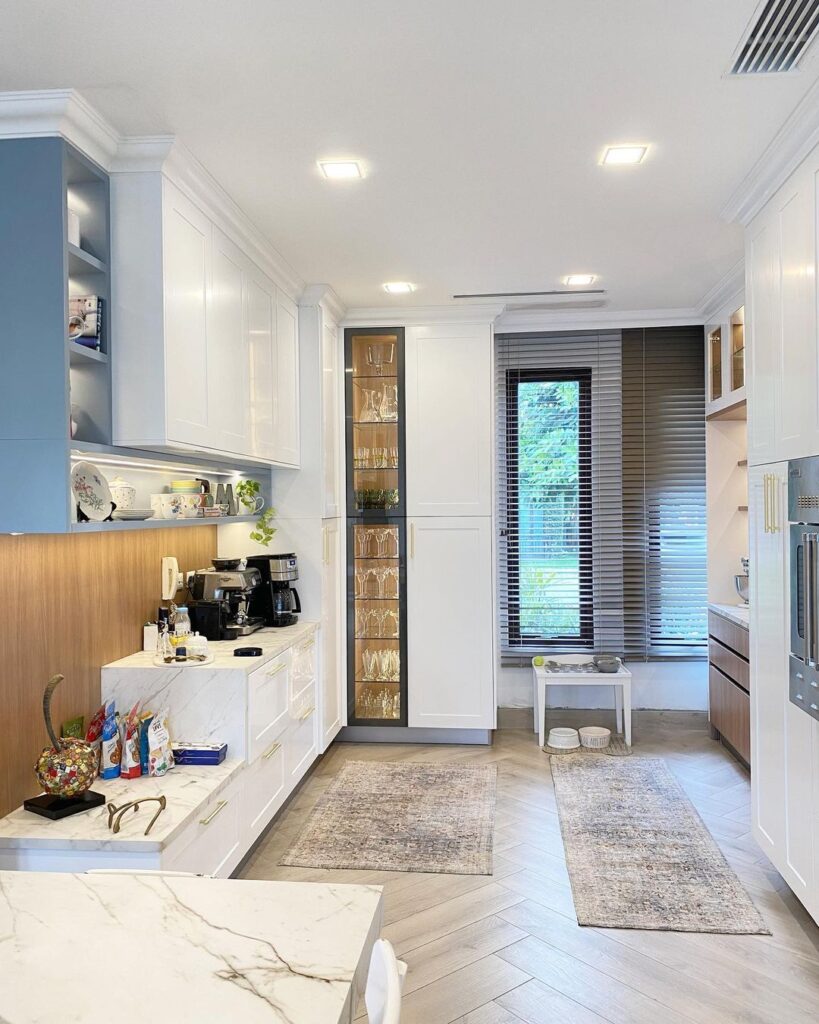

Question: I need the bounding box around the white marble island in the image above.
[0,872,383,1024]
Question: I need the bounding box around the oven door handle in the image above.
[806,532,815,667]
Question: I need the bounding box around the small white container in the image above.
[579,726,611,749]
[547,727,581,750]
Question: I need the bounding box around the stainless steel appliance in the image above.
[788,457,819,722]
[246,553,301,627]
[187,565,265,641]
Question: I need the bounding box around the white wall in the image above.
[498,659,708,711]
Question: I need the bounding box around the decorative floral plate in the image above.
[70,461,114,521]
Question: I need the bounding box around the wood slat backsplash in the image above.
[0,527,216,816]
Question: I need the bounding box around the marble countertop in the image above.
[709,603,750,629]
[0,872,383,1024]
[0,759,244,851]
[105,621,319,672]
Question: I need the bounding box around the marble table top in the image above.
[0,759,244,851]
[709,603,749,629]
[105,621,319,671]
[0,872,383,1023]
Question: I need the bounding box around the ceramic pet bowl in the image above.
[579,726,611,749]
[547,727,581,750]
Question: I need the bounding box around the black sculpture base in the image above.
[24,790,105,820]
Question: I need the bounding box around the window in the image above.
[505,369,593,647]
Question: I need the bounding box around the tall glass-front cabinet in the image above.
[345,328,407,726]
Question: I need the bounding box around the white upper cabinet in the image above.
[746,152,819,466]
[322,316,341,518]
[405,323,492,516]
[112,173,299,465]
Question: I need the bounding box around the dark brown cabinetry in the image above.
[708,610,750,766]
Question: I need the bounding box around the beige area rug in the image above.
[550,754,770,934]
[280,760,497,875]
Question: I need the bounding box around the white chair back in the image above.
[365,938,407,1024]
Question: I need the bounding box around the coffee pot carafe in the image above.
[246,553,302,627]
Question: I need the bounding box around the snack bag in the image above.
[85,703,106,772]
[61,715,84,740]
[100,701,122,780]
[120,702,142,780]
[148,709,174,777]
[139,713,154,776]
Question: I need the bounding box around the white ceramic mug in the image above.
[240,495,264,514]
[156,494,200,520]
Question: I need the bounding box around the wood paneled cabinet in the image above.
[707,610,750,766]
[746,152,819,466]
[112,175,299,466]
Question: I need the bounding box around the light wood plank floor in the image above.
[240,711,819,1024]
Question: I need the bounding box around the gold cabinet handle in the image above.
[199,800,227,826]
[771,474,779,533]
[299,705,315,721]
[266,662,287,677]
[263,741,282,760]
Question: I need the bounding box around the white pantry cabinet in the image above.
[407,516,494,729]
[112,174,300,465]
[320,518,344,749]
[405,323,492,516]
[746,151,819,466]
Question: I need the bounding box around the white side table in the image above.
[532,655,632,749]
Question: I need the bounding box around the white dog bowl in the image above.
[579,726,611,749]
[547,727,581,750]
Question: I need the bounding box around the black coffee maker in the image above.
[246,553,301,627]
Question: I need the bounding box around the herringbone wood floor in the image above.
[240,711,819,1024]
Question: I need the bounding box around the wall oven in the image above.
[789,457,819,723]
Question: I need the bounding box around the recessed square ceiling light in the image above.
[318,160,362,179]
[564,274,596,287]
[383,282,414,294]
[601,145,648,165]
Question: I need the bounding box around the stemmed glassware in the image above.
[355,528,372,558]
[366,343,395,377]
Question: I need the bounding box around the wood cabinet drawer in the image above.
[709,665,750,765]
[164,783,242,878]
[245,737,286,842]
[709,638,750,693]
[248,652,290,763]
[287,703,317,782]
[708,611,749,660]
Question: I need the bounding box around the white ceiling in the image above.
[1,0,817,312]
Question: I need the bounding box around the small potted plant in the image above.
[235,479,277,546]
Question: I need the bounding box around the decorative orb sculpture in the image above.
[34,675,98,797]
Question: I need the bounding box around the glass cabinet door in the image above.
[708,326,722,402]
[348,521,406,724]
[731,306,745,392]
[346,329,405,514]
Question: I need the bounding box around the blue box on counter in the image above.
[171,742,227,766]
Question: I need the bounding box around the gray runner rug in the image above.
[281,760,496,875]
[550,754,770,933]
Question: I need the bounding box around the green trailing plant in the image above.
[236,479,277,548]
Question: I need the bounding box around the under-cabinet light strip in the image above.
[69,452,242,477]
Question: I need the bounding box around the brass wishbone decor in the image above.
[106,795,167,836]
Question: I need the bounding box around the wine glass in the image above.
[380,384,398,421]
[355,528,370,558]
[384,609,399,638]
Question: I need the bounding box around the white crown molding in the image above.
[697,258,745,322]
[342,302,506,327]
[299,284,346,324]
[0,88,120,168]
[721,76,819,225]
[0,89,305,300]
[494,305,704,333]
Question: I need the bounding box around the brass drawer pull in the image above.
[299,705,315,721]
[199,799,227,826]
[266,662,287,677]
[263,741,282,760]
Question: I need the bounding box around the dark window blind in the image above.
[622,327,707,658]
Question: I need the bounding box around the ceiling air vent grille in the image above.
[730,0,819,74]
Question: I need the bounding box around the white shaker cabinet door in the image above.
[407,516,495,729]
[746,221,780,466]
[750,465,787,863]
[405,323,492,516]
[208,227,250,456]
[321,318,341,517]
[246,265,277,461]
[320,518,344,749]
[163,180,213,449]
[272,291,300,466]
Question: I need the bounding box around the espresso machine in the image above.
[246,553,301,627]
[187,561,265,640]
